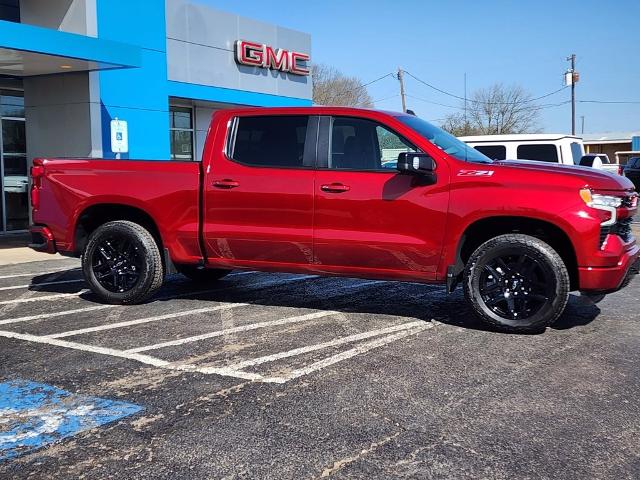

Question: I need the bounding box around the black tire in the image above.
[463,234,570,333]
[176,264,231,283]
[82,220,164,305]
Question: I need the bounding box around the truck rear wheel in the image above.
[82,220,164,305]
[175,264,231,283]
[463,234,570,333]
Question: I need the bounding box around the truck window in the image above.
[570,142,583,165]
[516,144,558,163]
[473,145,506,160]
[230,115,309,168]
[329,117,416,171]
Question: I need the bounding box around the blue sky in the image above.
[208,0,639,134]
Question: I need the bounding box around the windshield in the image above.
[396,115,492,163]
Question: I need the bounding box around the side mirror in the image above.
[397,152,436,176]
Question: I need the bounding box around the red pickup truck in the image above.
[29,107,639,332]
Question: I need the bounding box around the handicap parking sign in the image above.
[110,119,129,154]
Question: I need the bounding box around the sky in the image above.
[206,0,640,134]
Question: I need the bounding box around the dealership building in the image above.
[0,0,312,234]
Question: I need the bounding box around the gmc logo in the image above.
[235,40,310,76]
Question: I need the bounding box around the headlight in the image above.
[579,189,623,208]
[579,189,621,226]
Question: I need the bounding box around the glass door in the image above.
[0,88,27,233]
[1,118,27,231]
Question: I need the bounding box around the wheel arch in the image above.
[451,215,579,291]
[73,203,163,256]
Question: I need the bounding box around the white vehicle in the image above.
[459,134,620,173]
[578,153,622,175]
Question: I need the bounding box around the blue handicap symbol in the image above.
[0,379,142,461]
[116,132,123,141]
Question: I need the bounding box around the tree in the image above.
[440,83,540,136]
[311,64,374,108]
[439,112,482,137]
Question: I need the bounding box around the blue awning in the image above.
[0,20,141,76]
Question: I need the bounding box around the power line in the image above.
[407,95,569,112]
[404,70,568,105]
[579,100,640,104]
[360,72,395,88]
[372,94,399,103]
[406,95,460,109]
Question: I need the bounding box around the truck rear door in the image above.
[203,114,317,266]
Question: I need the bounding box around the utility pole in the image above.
[464,73,467,135]
[581,115,585,134]
[566,54,577,135]
[397,67,407,113]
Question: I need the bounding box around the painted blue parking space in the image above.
[0,380,142,461]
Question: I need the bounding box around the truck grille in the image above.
[600,217,634,247]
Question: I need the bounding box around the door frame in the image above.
[0,116,27,233]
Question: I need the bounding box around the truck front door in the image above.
[313,116,449,280]
[203,114,317,266]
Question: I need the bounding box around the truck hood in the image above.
[494,159,635,192]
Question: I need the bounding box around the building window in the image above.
[0,0,20,22]
[170,106,194,161]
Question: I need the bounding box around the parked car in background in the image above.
[623,156,640,190]
[579,153,622,175]
[460,134,621,174]
[459,134,584,164]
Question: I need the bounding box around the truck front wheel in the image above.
[463,234,570,333]
[82,220,164,305]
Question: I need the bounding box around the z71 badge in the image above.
[457,170,495,176]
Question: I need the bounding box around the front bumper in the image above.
[28,225,57,254]
[579,243,640,293]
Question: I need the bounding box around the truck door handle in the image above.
[320,183,350,193]
[213,179,240,189]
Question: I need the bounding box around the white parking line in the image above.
[0,329,172,368]
[0,305,113,326]
[0,279,84,292]
[0,291,89,306]
[221,320,427,370]
[44,303,249,339]
[273,323,431,383]
[125,310,338,354]
[0,274,318,307]
[0,274,319,325]
[0,268,80,280]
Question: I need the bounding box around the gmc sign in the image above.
[235,40,310,76]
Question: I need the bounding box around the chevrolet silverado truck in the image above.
[29,107,639,332]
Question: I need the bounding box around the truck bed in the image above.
[31,158,203,264]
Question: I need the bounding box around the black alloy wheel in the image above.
[463,234,570,332]
[91,236,143,293]
[82,221,164,304]
[479,252,553,321]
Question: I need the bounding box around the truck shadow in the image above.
[29,270,601,335]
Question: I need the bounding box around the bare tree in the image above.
[311,64,374,108]
[441,83,540,135]
[439,112,481,137]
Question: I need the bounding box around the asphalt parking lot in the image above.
[0,257,639,479]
